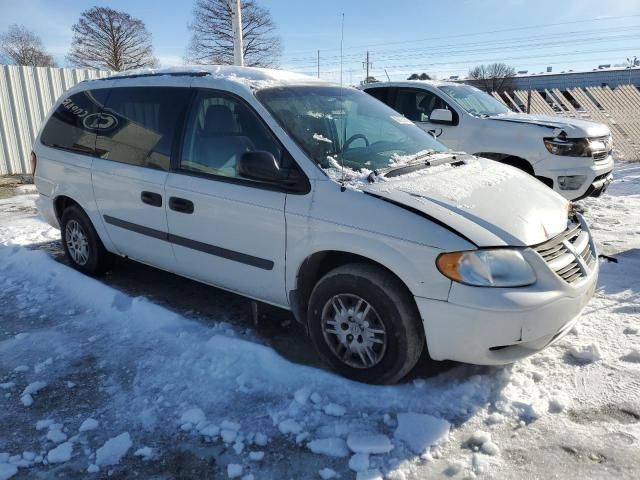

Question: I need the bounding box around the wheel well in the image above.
[290,251,415,325]
[500,155,534,175]
[53,195,80,223]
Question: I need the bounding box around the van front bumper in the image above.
[416,250,598,365]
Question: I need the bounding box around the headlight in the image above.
[543,137,589,157]
[436,249,536,287]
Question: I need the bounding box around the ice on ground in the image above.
[323,403,347,417]
[294,387,312,405]
[319,467,337,479]
[569,343,602,362]
[87,464,99,473]
[227,463,243,478]
[248,451,264,461]
[308,438,350,458]
[349,452,369,472]
[180,408,206,425]
[481,441,500,456]
[0,383,15,390]
[79,418,99,432]
[95,432,132,466]
[46,427,67,444]
[47,442,73,464]
[548,394,571,413]
[278,419,302,435]
[35,419,54,431]
[468,430,491,446]
[133,447,154,460]
[621,349,640,363]
[355,469,383,480]
[394,413,450,453]
[347,433,394,454]
[0,463,18,480]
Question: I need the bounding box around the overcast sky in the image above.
[1,0,640,82]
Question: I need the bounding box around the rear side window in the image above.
[95,87,190,170]
[365,87,392,104]
[40,89,109,155]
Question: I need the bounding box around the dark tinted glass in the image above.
[394,88,455,123]
[95,87,190,170]
[180,90,283,178]
[365,87,391,104]
[40,89,109,154]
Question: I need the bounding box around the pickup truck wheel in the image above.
[307,263,425,384]
[61,205,113,276]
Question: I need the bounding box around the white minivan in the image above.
[363,81,614,200]
[33,66,598,384]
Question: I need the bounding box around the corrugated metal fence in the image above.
[0,65,110,175]
[492,85,640,161]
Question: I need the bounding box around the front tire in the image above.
[307,263,425,384]
[61,205,113,276]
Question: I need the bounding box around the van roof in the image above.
[80,65,329,91]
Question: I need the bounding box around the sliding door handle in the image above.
[141,191,162,207]
[169,197,194,214]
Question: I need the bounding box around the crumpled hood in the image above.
[364,157,570,247]
[491,112,610,138]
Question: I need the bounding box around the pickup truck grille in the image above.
[534,217,595,284]
[590,136,612,164]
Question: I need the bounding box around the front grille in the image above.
[592,151,607,161]
[534,217,595,284]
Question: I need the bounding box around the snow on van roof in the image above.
[99,65,328,90]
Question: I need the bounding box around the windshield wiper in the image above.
[369,152,465,181]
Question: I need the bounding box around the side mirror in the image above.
[237,151,281,182]
[429,108,453,124]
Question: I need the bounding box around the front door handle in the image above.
[169,197,194,214]
[141,191,162,207]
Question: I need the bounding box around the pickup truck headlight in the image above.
[543,137,589,157]
[437,249,536,287]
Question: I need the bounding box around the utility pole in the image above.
[363,51,372,84]
[317,50,320,78]
[230,0,244,66]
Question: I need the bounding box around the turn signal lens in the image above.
[436,252,464,283]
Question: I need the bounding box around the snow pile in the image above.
[569,343,603,363]
[47,442,73,464]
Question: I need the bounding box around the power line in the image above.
[282,13,640,58]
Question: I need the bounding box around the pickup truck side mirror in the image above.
[429,108,453,125]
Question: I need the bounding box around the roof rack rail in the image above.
[96,71,211,81]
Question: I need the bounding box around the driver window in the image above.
[394,89,452,123]
[180,90,282,179]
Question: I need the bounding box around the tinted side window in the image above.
[365,87,391,104]
[40,89,109,155]
[95,87,190,170]
[394,88,457,123]
[180,90,283,179]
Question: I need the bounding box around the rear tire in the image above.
[307,263,425,384]
[60,205,113,276]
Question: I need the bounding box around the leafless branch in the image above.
[468,63,516,93]
[0,24,56,67]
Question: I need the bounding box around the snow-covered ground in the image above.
[0,163,639,479]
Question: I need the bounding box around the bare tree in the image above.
[407,73,431,80]
[0,25,56,67]
[66,7,158,71]
[468,63,516,92]
[187,0,282,67]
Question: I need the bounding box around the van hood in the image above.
[363,156,569,247]
[491,112,610,138]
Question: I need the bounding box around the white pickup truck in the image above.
[363,81,614,201]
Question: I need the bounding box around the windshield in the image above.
[256,86,448,173]
[438,84,509,117]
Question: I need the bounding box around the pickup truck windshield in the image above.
[257,86,448,173]
[439,84,510,117]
